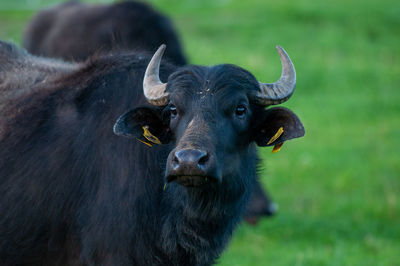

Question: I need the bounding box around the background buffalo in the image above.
[23,1,187,66]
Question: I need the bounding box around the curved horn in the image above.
[143,44,169,106]
[253,46,296,105]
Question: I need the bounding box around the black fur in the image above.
[0,41,304,265]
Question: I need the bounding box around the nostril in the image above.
[173,153,179,163]
[198,153,209,166]
[172,153,180,169]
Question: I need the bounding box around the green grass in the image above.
[1,0,399,265]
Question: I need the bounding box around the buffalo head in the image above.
[114,45,304,188]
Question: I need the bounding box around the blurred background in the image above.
[0,0,399,265]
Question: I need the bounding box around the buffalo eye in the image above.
[235,105,247,118]
[169,104,178,118]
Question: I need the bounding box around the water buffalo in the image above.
[22,1,187,65]
[0,41,304,265]
[23,0,278,224]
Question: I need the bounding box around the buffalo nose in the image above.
[167,148,221,186]
[172,149,209,170]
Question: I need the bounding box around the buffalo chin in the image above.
[167,175,217,188]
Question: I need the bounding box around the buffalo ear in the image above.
[113,107,171,144]
[254,107,305,147]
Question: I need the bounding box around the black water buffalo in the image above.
[22,1,187,65]
[0,41,304,265]
[23,0,278,223]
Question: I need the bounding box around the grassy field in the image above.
[0,0,399,265]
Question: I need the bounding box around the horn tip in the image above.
[275,45,286,54]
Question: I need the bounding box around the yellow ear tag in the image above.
[267,127,284,145]
[272,142,284,153]
[136,138,153,147]
[142,126,162,145]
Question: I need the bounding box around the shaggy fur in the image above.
[0,42,254,265]
[23,1,187,65]
[0,40,304,265]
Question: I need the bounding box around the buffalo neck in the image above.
[156,147,257,266]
